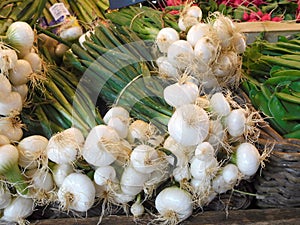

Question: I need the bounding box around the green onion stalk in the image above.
[65,21,173,132]
[105,5,180,40]
[0,0,47,35]
[22,44,103,138]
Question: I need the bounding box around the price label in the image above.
[49,3,70,21]
[109,0,146,9]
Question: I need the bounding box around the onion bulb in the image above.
[12,84,28,102]
[168,104,210,146]
[156,56,179,79]
[23,52,42,72]
[163,81,199,108]
[18,135,48,169]
[0,134,10,146]
[120,164,150,196]
[5,21,34,55]
[0,144,28,195]
[186,23,211,47]
[155,186,193,223]
[233,142,260,176]
[9,59,32,86]
[57,172,95,212]
[103,106,129,124]
[167,40,194,69]
[0,74,12,94]
[0,48,18,73]
[0,91,23,116]
[130,144,162,174]
[209,92,231,117]
[194,36,219,65]
[82,125,120,167]
[52,163,74,187]
[156,27,180,53]
[46,127,84,164]
[2,196,34,224]
[225,108,246,137]
[0,116,23,142]
[0,184,11,209]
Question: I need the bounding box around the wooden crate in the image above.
[31,208,300,224]
[235,21,300,43]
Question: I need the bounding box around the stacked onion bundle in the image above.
[156,5,246,93]
[0,21,42,142]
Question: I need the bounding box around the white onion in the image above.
[57,172,95,212]
[9,59,32,86]
[0,48,18,75]
[155,186,193,223]
[2,196,34,223]
[194,36,219,65]
[194,142,215,160]
[156,27,180,53]
[206,119,225,150]
[12,84,28,102]
[23,52,42,72]
[0,184,11,209]
[127,119,156,144]
[232,32,247,54]
[18,135,48,169]
[156,56,179,78]
[212,174,232,194]
[167,40,194,69]
[186,23,211,47]
[107,116,129,139]
[0,116,23,142]
[163,136,192,167]
[52,163,74,187]
[82,125,119,167]
[130,144,161,174]
[209,92,231,117]
[0,74,12,94]
[225,108,246,137]
[120,165,150,196]
[186,5,202,20]
[0,134,10,146]
[47,127,84,164]
[163,81,199,108]
[190,156,219,180]
[130,199,144,217]
[6,21,34,54]
[212,14,236,49]
[94,165,117,186]
[222,163,239,185]
[103,106,130,124]
[0,91,23,116]
[168,104,210,146]
[235,142,260,176]
[178,16,199,32]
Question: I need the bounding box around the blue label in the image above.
[109,0,146,9]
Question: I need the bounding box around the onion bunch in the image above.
[155,5,246,93]
[0,21,43,143]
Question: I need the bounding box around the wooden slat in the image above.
[236,21,300,33]
[31,208,300,225]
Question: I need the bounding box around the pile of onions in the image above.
[155,5,246,93]
[0,21,42,143]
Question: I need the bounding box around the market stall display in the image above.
[0,1,299,224]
